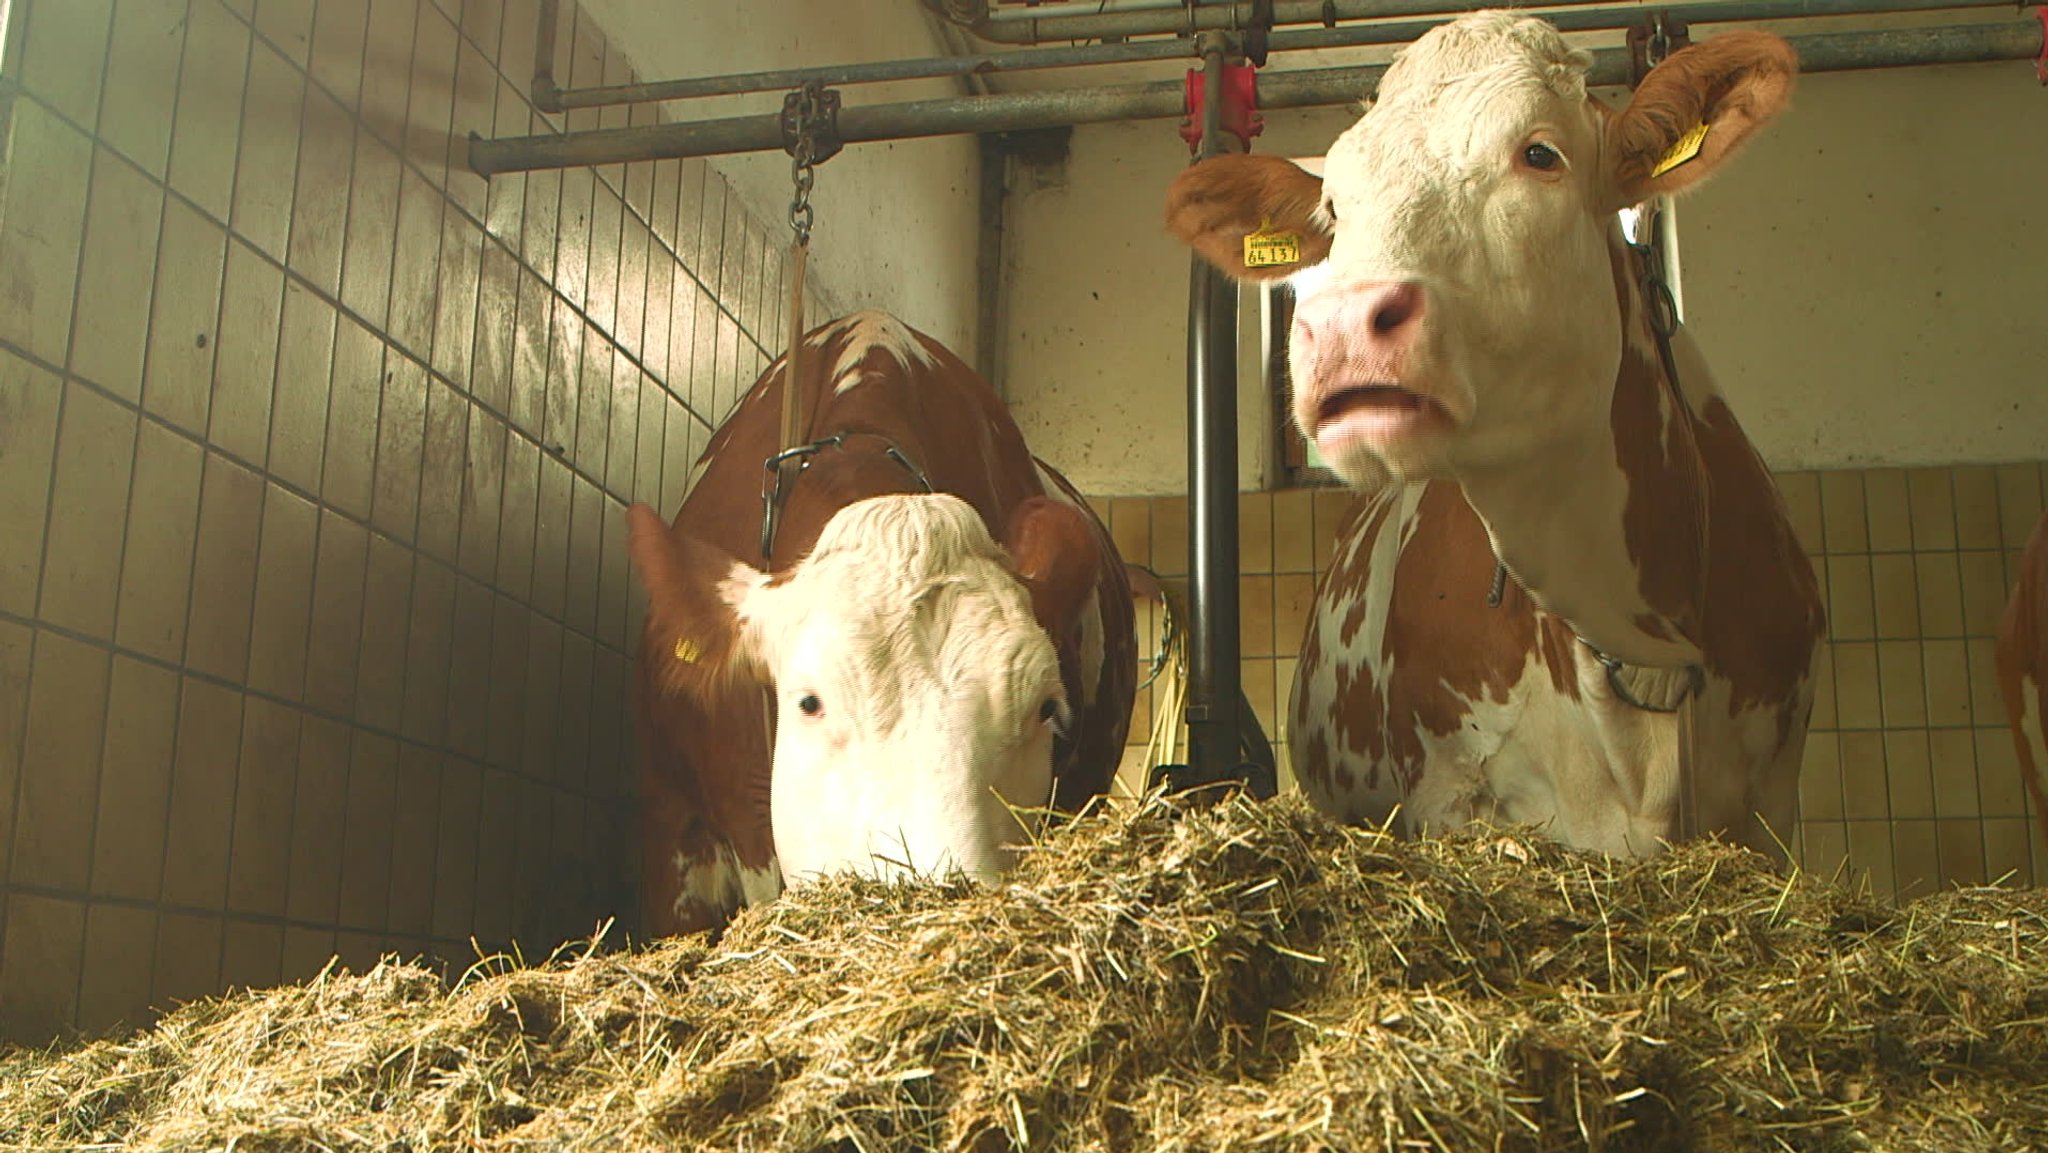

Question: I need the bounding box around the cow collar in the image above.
[758,431,934,559]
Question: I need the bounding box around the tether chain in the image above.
[764,82,828,559]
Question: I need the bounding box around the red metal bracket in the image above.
[1181,62,1263,154]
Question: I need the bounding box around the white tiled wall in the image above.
[0,0,836,1044]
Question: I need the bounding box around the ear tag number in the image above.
[1243,217,1303,269]
[673,636,703,664]
[1650,122,1711,178]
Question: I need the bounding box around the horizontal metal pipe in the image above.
[469,19,2043,175]
[538,0,2004,109]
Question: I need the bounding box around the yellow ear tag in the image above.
[1650,122,1711,179]
[673,636,702,664]
[1242,218,1303,269]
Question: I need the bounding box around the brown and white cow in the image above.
[1165,12,1825,862]
[1995,511,2048,849]
[625,310,1136,937]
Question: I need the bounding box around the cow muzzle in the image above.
[1290,279,1461,454]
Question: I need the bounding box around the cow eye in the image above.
[797,693,824,718]
[1038,698,1060,724]
[1521,142,1562,172]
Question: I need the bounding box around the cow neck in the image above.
[1455,225,1711,687]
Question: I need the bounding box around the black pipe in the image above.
[1184,36,1244,786]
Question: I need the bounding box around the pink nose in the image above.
[1292,280,1428,377]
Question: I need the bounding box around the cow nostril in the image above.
[1371,285,1423,336]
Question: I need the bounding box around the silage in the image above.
[3,792,2045,1152]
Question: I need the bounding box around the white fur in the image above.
[723,492,1066,888]
[811,309,941,395]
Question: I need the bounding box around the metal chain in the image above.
[788,84,821,244]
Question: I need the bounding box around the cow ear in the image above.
[626,502,771,700]
[1004,497,1098,645]
[1606,30,1797,207]
[1164,154,1333,282]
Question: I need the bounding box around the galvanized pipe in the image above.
[538,0,2003,110]
[1184,33,1246,786]
[469,18,2042,175]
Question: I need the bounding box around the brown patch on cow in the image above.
[1996,512,2048,846]
[1336,495,1398,649]
[1692,396,1824,737]
[1316,482,1548,797]
[625,503,763,704]
[1610,242,1707,640]
[1606,30,1799,208]
[1163,154,1334,282]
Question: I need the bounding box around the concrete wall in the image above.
[578,0,984,360]
[1003,60,2048,495]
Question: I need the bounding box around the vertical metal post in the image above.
[1184,32,1244,785]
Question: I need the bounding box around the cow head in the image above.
[1165,11,1795,489]
[626,492,1100,890]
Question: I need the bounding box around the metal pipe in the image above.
[470,19,2043,174]
[1184,33,1245,785]
[540,0,2003,111]
[532,0,562,113]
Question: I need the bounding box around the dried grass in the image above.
[4,792,2046,1152]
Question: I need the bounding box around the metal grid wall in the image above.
[0,0,832,1044]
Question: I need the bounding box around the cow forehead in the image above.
[760,495,1061,719]
[1328,13,1592,182]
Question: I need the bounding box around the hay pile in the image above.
[5,794,2047,1152]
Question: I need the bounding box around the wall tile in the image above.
[21,0,115,127]
[151,911,224,1011]
[184,453,267,682]
[236,57,307,256]
[90,657,181,901]
[309,0,370,110]
[0,895,87,1041]
[341,130,404,328]
[256,0,315,64]
[354,535,416,733]
[40,385,138,640]
[100,0,186,179]
[268,281,338,495]
[430,212,483,389]
[0,103,91,367]
[111,423,203,662]
[304,513,370,717]
[246,484,322,700]
[209,241,287,465]
[226,698,302,916]
[338,733,399,930]
[159,678,246,908]
[0,354,63,617]
[71,149,164,401]
[166,0,250,222]
[288,89,357,295]
[371,353,429,541]
[140,199,229,436]
[11,634,113,890]
[417,378,470,563]
[76,903,156,1036]
[285,716,351,924]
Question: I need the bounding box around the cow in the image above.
[1995,511,2048,851]
[624,310,1137,937]
[1163,11,1826,863]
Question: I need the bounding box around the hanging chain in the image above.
[788,85,820,245]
